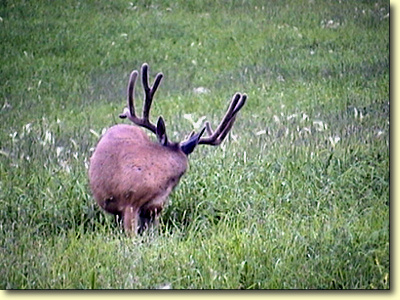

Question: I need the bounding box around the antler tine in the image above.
[119,63,163,134]
[141,63,163,121]
[119,70,141,122]
[198,93,247,145]
[127,70,139,118]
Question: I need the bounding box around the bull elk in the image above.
[89,63,247,235]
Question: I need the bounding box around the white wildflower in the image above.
[376,130,384,137]
[193,87,210,94]
[56,147,64,157]
[329,136,340,147]
[255,130,266,136]
[23,123,32,133]
[313,120,327,131]
[277,74,285,82]
[302,113,309,121]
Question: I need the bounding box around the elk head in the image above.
[89,63,246,235]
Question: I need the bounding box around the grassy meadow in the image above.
[0,0,389,289]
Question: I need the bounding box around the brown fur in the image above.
[89,124,187,234]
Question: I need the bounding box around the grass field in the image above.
[0,0,389,289]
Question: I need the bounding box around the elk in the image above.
[89,63,246,235]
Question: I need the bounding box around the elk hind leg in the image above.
[139,205,162,234]
[122,205,139,235]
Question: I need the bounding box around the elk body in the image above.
[89,63,246,235]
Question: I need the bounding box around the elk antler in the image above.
[119,63,163,134]
[198,93,247,146]
[119,63,247,153]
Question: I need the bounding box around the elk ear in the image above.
[180,127,206,155]
[156,116,168,146]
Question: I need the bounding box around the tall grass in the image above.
[0,0,389,289]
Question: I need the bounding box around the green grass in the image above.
[0,0,389,289]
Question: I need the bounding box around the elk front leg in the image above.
[123,205,139,235]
